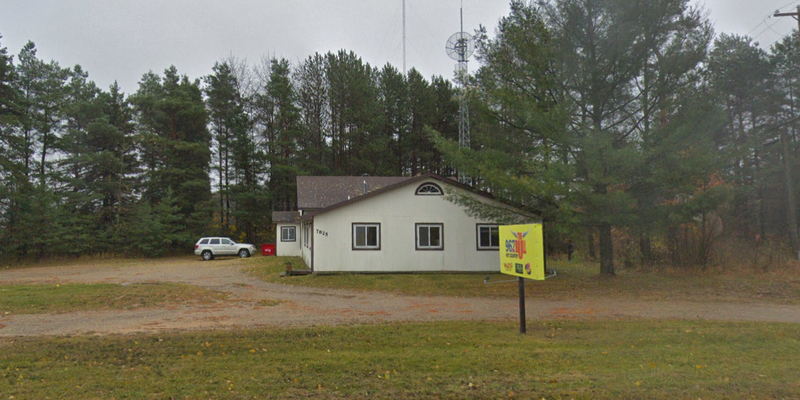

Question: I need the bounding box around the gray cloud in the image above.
[0,0,795,94]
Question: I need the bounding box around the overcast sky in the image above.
[1,0,798,94]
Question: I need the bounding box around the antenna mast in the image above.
[402,0,407,75]
[445,0,474,183]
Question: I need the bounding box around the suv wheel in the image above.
[201,250,213,261]
[238,249,250,258]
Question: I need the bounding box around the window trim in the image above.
[415,223,444,251]
[476,224,500,251]
[352,222,381,251]
[415,182,443,196]
[280,226,297,242]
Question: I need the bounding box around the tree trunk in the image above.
[218,131,225,234]
[586,231,596,260]
[639,233,653,267]
[599,222,615,275]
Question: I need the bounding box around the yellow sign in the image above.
[499,223,545,280]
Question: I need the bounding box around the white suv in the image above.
[194,237,257,261]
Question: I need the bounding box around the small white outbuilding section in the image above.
[273,174,536,273]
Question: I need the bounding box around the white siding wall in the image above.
[276,224,301,256]
[301,221,313,267]
[310,181,522,272]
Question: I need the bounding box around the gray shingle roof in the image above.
[296,176,412,209]
[272,211,300,223]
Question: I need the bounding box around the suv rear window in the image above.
[199,239,209,245]
[210,239,220,245]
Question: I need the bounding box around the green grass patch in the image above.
[0,283,228,314]
[1,320,799,399]
[247,256,800,303]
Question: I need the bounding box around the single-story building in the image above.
[272,174,537,273]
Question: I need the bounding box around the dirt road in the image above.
[2,257,800,336]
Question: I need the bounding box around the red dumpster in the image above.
[261,243,276,256]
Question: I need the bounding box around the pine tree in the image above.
[324,50,382,174]
[436,0,721,273]
[295,53,331,174]
[60,76,138,252]
[15,41,70,187]
[708,35,774,241]
[255,58,302,211]
[406,68,435,175]
[131,66,212,246]
[0,35,22,259]
[768,35,800,260]
[377,64,408,175]
[205,61,248,234]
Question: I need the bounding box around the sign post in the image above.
[499,223,545,334]
[518,277,526,334]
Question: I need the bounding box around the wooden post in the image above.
[518,277,526,334]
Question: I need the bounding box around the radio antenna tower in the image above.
[445,1,474,183]
[402,0,406,75]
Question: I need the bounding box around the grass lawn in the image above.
[1,320,799,399]
[0,283,228,314]
[247,256,800,304]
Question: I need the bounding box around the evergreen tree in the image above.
[325,50,382,174]
[708,35,774,240]
[255,58,302,211]
[205,61,247,234]
[405,68,435,175]
[436,0,720,273]
[768,35,800,260]
[377,64,408,175]
[60,77,138,252]
[15,41,70,186]
[205,60,267,243]
[428,76,459,176]
[0,35,21,258]
[122,190,184,256]
[294,53,331,174]
[131,66,212,246]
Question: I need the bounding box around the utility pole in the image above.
[773,6,800,261]
[774,6,800,35]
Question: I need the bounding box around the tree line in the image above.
[1,0,798,272]
[0,40,459,258]
[437,0,800,274]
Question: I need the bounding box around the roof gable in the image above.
[301,174,538,220]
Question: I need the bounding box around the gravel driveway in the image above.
[2,257,800,336]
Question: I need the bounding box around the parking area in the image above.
[2,256,800,336]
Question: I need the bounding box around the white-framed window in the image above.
[476,224,499,250]
[352,223,380,250]
[416,223,443,250]
[415,182,443,195]
[281,226,297,242]
[303,224,310,248]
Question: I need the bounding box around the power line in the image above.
[752,18,784,41]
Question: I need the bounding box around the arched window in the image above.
[415,182,443,195]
